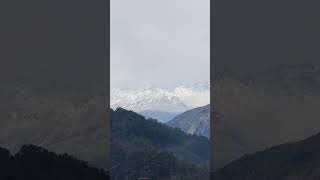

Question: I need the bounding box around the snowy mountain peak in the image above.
[111,82,210,114]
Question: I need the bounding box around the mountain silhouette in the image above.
[0,0,108,171]
[0,144,109,180]
[212,64,320,170]
[214,132,320,180]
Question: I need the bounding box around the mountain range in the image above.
[110,108,210,180]
[111,82,210,123]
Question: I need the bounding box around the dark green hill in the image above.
[0,145,109,180]
[110,108,210,180]
[212,64,320,170]
[214,132,320,180]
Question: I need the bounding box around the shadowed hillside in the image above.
[214,132,320,180]
[213,64,320,170]
[0,145,109,180]
[213,0,320,175]
[0,0,109,171]
[111,108,210,180]
[0,84,108,170]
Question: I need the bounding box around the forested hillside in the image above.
[214,132,320,180]
[111,108,210,180]
[0,145,109,180]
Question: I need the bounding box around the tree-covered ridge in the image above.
[0,144,109,180]
[212,64,320,170]
[214,132,320,180]
[111,108,210,180]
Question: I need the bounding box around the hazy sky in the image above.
[111,0,210,89]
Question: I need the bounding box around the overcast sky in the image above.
[111,0,210,89]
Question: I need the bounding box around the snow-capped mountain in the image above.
[173,82,210,108]
[111,82,210,122]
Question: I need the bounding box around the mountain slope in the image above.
[110,108,210,180]
[139,110,178,123]
[167,105,210,138]
[212,64,320,171]
[0,0,108,171]
[0,144,109,180]
[214,132,320,180]
[0,84,108,170]
[111,82,210,122]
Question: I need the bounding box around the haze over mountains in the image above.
[0,83,108,170]
[111,82,210,123]
[208,0,320,176]
[0,0,108,171]
[213,64,320,171]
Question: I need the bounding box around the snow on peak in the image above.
[111,82,210,113]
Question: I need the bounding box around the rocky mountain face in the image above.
[214,132,320,180]
[167,105,210,138]
[212,64,320,171]
[110,108,210,180]
[111,82,210,123]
